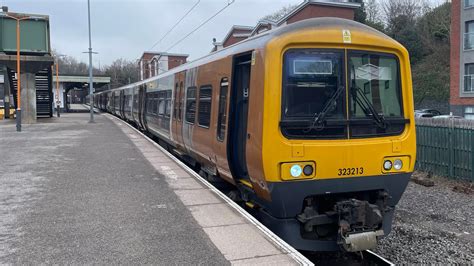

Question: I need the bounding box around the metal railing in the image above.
[415,118,474,181]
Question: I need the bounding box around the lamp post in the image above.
[53,54,65,118]
[87,0,94,123]
[55,61,60,117]
[3,13,31,132]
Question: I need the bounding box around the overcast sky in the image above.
[0,0,445,67]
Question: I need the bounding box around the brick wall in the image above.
[450,0,474,117]
[450,0,462,107]
[168,56,187,70]
[286,5,355,24]
[223,29,252,47]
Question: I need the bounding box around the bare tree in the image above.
[260,4,298,22]
[365,0,381,23]
[104,58,139,88]
[52,49,102,76]
[382,0,427,25]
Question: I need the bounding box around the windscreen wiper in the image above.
[350,86,387,129]
[304,85,345,132]
[349,64,386,129]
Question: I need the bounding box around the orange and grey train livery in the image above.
[93,18,416,252]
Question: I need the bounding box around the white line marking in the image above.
[106,114,313,266]
[366,250,394,266]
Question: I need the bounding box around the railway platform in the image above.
[0,113,307,264]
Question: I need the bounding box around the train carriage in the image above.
[94,17,416,252]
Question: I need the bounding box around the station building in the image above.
[52,75,110,112]
[0,8,55,121]
[451,0,474,118]
[211,0,361,52]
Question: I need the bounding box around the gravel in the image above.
[375,175,474,264]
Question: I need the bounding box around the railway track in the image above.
[105,111,394,266]
[304,250,394,265]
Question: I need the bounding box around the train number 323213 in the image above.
[338,167,364,176]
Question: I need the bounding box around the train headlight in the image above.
[383,160,393,171]
[281,162,315,180]
[303,165,314,176]
[393,159,403,170]
[290,165,303,178]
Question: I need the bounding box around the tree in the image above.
[260,4,298,22]
[364,0,385,32]
[352,0,367,24]
[412,2,451,105]
[382,0,427,64]
[103,58,139,88]
[52,50,102,76]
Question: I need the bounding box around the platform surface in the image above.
[0,113,301,265]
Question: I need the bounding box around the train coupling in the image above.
[340,229,385,252]
[297,192,390,252]
[336,199,386,252]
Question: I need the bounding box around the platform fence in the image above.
[415,118,474,182]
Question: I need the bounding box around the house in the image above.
[450,0,474,119]
[212,0,361,52]
[138,52,188,80]
[211,25,253,52]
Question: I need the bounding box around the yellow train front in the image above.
[247,18,416,252]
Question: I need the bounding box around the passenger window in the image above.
[217,78,229,141]
[158,92,165,116]
[198,85,212,128]
[153,92,159,115]
[185,87,197,124]
[146,93,152,114]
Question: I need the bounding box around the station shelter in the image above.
[52,75,110,112]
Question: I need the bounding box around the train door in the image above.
[176,74,185,148]
[172,81,179,142]
[138,84,146,130]
[120,90,125,118]
[111,91,116,114]
[212,77,233,182]
[227,53,252,182]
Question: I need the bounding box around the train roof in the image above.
[97,17,399,94]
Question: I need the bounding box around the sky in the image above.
[0,0,446,67]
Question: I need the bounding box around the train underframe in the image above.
[253,173,411,252]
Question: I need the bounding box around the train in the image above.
[92,17,416,252]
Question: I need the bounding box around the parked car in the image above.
[415,112,435,118]
[415,109,442,116]
[432,115,463,119]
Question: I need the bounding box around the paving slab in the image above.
[203,224,282,261]
[189,203,247,227]
[167,178,203,190]
[175,189,222,206]
[232,254,299,265]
